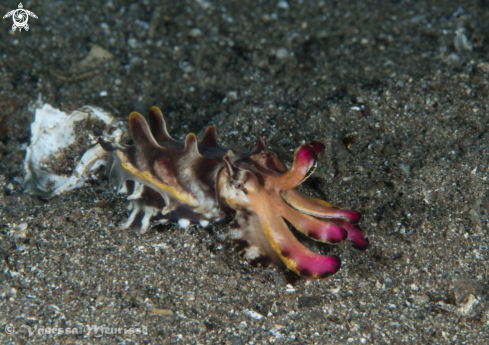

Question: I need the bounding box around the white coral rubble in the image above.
[23,104,123,196]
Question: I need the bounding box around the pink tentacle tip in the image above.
[309,224,347,244]
[297,255,341,278]
[296,145,318,167]
[324,225,348,243]
[342,222,369,251]
[343,210,362,224]
[309,141,326,154]
[352,236,369,251]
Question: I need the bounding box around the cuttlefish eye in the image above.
[230,179,242,190]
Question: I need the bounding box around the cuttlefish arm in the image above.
[228,210,284,269]
[257,204,342,278]
[281,190,362,224]
[218,141,369,278]
[281,190,368,250]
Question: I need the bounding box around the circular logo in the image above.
[13,9,27,26]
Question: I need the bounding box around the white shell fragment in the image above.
[23,104,124,196]
[244,309,265,320]
[454,28,473,53]
[10,223,30,239]
[456,294,478,316]
[178,219,191,228]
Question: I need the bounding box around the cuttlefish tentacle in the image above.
[335,220,369,250]
[229,210,283,268]
[257,210,341,278]
[217,139,369,278]
[273,145,318,190]
[279,190,368,249]
[281,190,362,224]
[281,206,348,244]
[308,140,326,154]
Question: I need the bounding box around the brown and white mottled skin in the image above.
[99,106,369,279]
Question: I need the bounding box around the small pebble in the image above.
[227,91,238,100]
[196,0,211,10]
[189,28,202,38]
[446,53,461,66]
[151,308,174,316]
[244,309,264,320]
[127,38,138,48]
[277,1,289,9]
[478,62,489,74]
[286,284,296,292]
[275,48,289,59]
[6,183,14,193]
[14,223,28,231]
[454,28,472,52]
[414,294,429,304]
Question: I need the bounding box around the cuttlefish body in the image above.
[100,107,368,278]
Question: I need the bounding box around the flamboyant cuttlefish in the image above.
[99,107,369,278]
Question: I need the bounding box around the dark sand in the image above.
[1,0,489,343]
